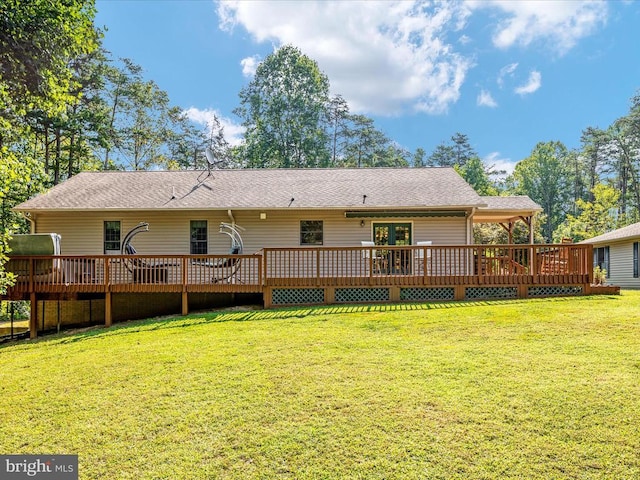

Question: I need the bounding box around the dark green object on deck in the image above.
[7,234,61,255]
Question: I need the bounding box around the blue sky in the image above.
[95,0,640,174]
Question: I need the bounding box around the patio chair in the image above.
[414,241,432,275]
[190,223,245,283]
[361,240,385,273]
[121,222,168,283]
[212,223,245,283]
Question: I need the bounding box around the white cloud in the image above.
[477,89,497,107]
[497,62,518,88]
[184,107,245,146]
[472,0,608,55]
[484,152,516,179]
[458,34,472,45]
[514,70,541,95]
[217,0,473,115]
[240,55,260,78]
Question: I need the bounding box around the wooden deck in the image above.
[3,244,595,338]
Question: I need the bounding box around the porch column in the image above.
[521,215,534,244]
[499,222,514,244]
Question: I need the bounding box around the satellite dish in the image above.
[205,147,216,167]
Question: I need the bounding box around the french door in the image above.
[372,223,412,273]
[373,223,412,246]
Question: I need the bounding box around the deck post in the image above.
[105,292,112,327]
[389,286,400,303]
[263,287,272,309]
[181,257,188,315]
[518,284,528,299]
[29,292,37,339]
[181,291,189,316]
[325,287,335,304]
[454,285,465,301]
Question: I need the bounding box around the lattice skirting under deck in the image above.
[268,283,587,307]
[528,285,583,297]
[400,287,455,301]
[465,286,518,300]
[335,287,390,303]
[271,288,325,305]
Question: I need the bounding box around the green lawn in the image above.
[1,293,639,479]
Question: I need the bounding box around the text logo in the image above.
[1,456,78,480]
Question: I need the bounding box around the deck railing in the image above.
[5,254,264,296]
[262,244,593,287]
[4,244,593,297]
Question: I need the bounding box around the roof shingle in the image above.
[16,168,487,211]
[580,222,640,244]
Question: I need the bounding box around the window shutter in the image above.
[634,242,639,278]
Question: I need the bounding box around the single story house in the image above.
[5,167,599,338]
[13,168,541,255]
[581,221,640,289]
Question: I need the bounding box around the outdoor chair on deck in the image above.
[361,240,386,273]
[121,222,168,283]
[414,241,432,275]
[190,223,245,284]
[124,243,168,283]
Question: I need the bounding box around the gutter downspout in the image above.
[19,211,36,234]
[467,207,476,244]
[227,209,235,226]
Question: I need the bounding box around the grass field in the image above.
[1,293,639,479]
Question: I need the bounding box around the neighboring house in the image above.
[14,168,540,253]
[581,222,640,289]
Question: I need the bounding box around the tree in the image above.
[235,45,331,168]
[342,115,389,167]
[99,57,207,171]
[166,111,232,170]
[553,184,621,242]
[413,147,427,168]
[608,112,640,222]
[455,157,499,195]
[0,0,99,128]
[427,133,477,168]
[325,95,350,166]
[509,141,571,242]
[0,0,98,291]
[580,127,609,202]
[474,218,546,245]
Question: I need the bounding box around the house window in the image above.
[104,221,121,253]
[190,220,208,254]
[594,246,610,278]
[373,223,412,246]
[634,242,639,278]
[300,220,323,245]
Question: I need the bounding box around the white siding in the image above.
[606,240,640,289]
[34,209,468,255]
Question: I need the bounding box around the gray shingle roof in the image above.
[580,222,640,244]
[479,196,542,211]
[16,168,488,211]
